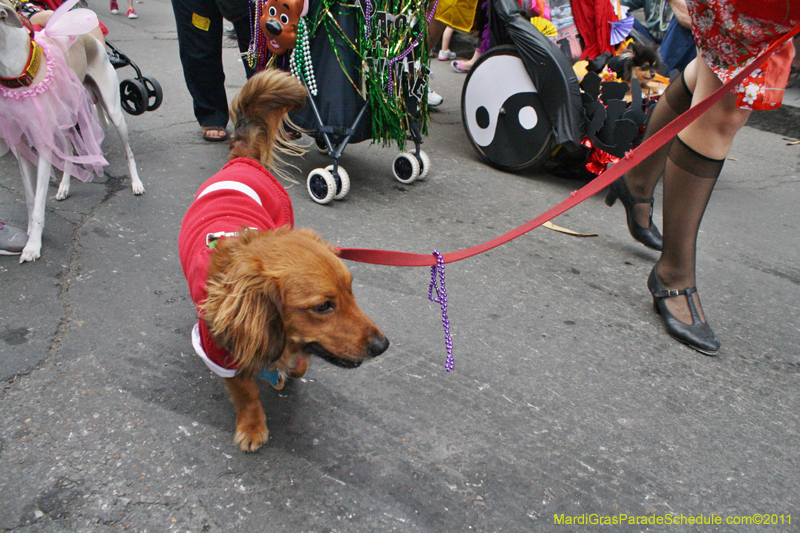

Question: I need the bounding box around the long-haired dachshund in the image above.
[178,70,389,452]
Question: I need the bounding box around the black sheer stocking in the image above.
[655,136,724,324]
[626,72,694,226]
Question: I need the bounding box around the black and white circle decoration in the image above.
[461,45,552,171]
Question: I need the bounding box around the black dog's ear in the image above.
[632,41,662,68]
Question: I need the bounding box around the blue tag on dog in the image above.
[259,369,284,390]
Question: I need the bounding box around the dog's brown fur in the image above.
[227,68,306,173]
[198,70,389,452]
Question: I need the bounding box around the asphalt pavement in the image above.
[1,2,799,531]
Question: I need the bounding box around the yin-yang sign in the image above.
[462,47,552,170]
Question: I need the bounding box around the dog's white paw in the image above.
[55,184,70,201]
[19,245,40,263]
[131,180,145,195]
[234,426,269,453]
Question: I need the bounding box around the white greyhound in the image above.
[0,0,143,263]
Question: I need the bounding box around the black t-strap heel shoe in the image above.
[605,177,663,251]
[647,266,720,355]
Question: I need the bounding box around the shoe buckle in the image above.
[667,289,681,297]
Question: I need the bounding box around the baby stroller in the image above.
[288,0,433,204]
[460,0,652,175]
[106,40,163,116]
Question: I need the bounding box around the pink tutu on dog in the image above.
[0,32,107,182]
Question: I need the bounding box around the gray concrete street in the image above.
[1,1,799,531]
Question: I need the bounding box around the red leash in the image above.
[339,21,800,267]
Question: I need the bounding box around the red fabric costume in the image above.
[688,0,799,110]
[570,0,617,59]
[178,157,294,377]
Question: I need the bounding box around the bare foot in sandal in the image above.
[202,126,228,142]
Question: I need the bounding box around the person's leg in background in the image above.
[125,0,138,19]
[231,12,255,79]
[171,0,229,139]
[606,59,698,250]
[450,1,488,73]
[426,10,445,106]
[451,48,481,72]
[437,26,456,60]
[427,15,446,51]
[110,0,138,18]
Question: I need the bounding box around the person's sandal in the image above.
[201,126,228,142]
[283,123,302,141]
[647,266,720,356]
[451,60,469,73]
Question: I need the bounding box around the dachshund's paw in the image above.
[234,424,269,452]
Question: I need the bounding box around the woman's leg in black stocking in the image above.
[625,68,696,226]
[653,57,751,327]
[655,137,723,324]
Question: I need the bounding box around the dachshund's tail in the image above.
[228,69,307,179]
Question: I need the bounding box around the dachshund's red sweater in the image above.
[178,158,294,377]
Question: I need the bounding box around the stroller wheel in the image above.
[325,165,351,200]
[120,78,148,115]
[415,150,431,181]
[307,168,336,204]
[393,152,420,184]
[141,76,163,112]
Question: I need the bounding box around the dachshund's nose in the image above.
[368,335,390,357]
[264,19,282,36]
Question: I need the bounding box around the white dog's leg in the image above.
[56,139,73,201]
[19,155,51,262]
[56,165,71,201]
[109,107,145,195]
[18,157,36,234]
[89,47,145,195]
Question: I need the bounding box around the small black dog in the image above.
[587,41,662,86]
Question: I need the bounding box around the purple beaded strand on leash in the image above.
[429,251,454,371]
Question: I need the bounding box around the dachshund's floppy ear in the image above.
[203,254,286,372]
